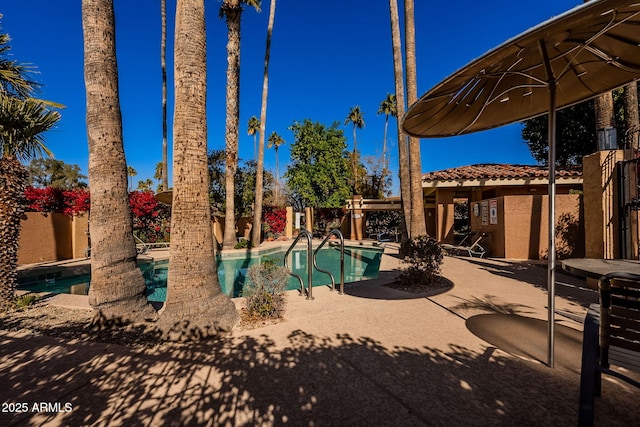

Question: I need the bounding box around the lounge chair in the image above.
[442,232,488,258]
[578,271,640,426]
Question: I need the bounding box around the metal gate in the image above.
[617,135,640,260]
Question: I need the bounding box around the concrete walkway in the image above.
[2,244,639,426]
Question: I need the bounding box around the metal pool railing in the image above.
[284,229,314,300]
[313,229,345,294]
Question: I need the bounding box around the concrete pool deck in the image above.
[2,243,639,425]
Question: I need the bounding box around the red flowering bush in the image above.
[262,206,286,238]
[24,187,171,243]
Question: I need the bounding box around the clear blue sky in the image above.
[1,0,582,195]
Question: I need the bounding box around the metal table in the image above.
[561,258,640,280]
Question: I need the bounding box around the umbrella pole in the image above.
[547,80,557,368]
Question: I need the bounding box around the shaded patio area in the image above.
[1,245,638,425]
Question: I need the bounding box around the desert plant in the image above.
[399,235,444,286]
[243,257,288,320]
[15,293,38,309]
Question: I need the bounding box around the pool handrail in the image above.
[313,229,345,295]
[284,229,314,300]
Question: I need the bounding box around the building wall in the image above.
[435,189,455,242]
[18,212,73,264]
[468,194,584,260]
[583,150,623,259]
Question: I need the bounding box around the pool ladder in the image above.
[284,229,345,300]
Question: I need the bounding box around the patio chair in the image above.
[578,271,640,426]
[442,232,488,258]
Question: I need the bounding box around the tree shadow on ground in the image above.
[451,257,598,308]
[0,324,638,426]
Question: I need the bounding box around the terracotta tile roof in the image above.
[422,164,582,182]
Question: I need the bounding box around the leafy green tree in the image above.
[208,149,274,219]
[523,84,640,166]
[28,158,87,189]
[285,119,351,208]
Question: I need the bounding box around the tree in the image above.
[267,131,284,203]
[208,149,274,220]
[28,158,87,189]
[388,0,411,240]
[251,0,277,247]
[344,106,365,193]
[377,93,396,173]
[0,97,60,309]
[82,0,154,321]
[623,82,639,149]
[247,115,260,160]
[0,31,34,98]
[284,120,351,208]
[522,101,598,166]
[360,154,392,199]
[404,0,427,237]
[160,0,169,192]
[219,0,262,251]
[158,0,239,339]
[127,165,137,191]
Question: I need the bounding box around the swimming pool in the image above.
[18,245,384,302]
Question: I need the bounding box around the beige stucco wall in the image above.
[436,189,455,242]
[18,212,72,264]
[468,194,584,260]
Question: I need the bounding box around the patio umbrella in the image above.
[402,0,640,367]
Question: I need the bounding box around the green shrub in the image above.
[234,239,249,249]
[399,235,444,286]
[242,257,288,319]
[15,293,39,308]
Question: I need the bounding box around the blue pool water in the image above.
[18,246,384,302]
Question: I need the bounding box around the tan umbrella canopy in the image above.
[402,0,640,367]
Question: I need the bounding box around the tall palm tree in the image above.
[345,106,365,193]
[220,0,261,251]
[251,0,276,246]
[388,0,412,240]
[127,165,137,191]
[161,0,169,191]
[158,0,239,339]
[0,97,59,309]
[82,0,154,321]
[0,32,34,99]
[267,131,284,203]
[247,115,260,160]
[377,93,396,174]
[404,0,427,237]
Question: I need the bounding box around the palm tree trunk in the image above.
[82,0,154,321]
[0,157,28,310]
[389,0,411,240]
[222,4,242,250]
[158,0,239,339]
[161,0,169,191]
[251,0,277,246]
[404,0,427,237]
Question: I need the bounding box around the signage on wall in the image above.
[489,199,498,225]
[481,200,489,225]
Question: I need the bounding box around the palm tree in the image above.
[404,0,427,237]
[251,0,277,247]
[0,97,59,309]
[82,0,154,321]
[247,115,260,160]
[160,0,169,191]
[388,0,412,240]
[344,106,365,193]
[158,0,239,339]
[267,131,284,203]
[623,82,639,149]
[220,0,261,251]
[377,93,396,174]
[127,165,137,191]
[0,32,34,98]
